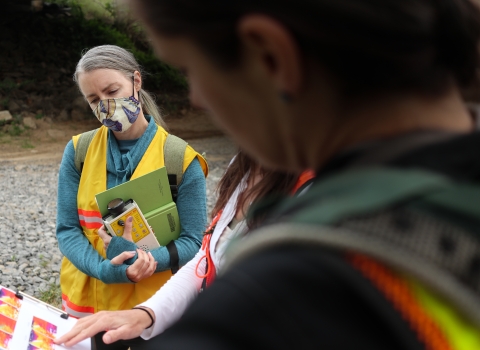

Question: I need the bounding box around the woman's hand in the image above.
[97,225,112,251]
[98,216,134,251]
[125,249,157,282]
[109,249,157,282]
[107,216,157,282]
[120,216,134,242]
[54,307,155,347]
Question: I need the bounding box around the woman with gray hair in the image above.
[73,45,165,129]
[55,44,208,349]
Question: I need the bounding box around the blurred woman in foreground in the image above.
[60,0,480,348]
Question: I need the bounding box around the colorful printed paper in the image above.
[0,287,90,349]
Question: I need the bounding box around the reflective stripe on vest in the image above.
[349,253,480,350]
[78,209,103,229]
[409,280,480,350]
[61,124,207,315]
[61,293,94,318]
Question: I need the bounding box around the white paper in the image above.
[0,286,90,350]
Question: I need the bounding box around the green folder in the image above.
[95,167,181,246]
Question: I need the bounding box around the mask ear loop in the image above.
[132,74,136,99]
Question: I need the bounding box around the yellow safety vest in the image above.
[60,125,207,317]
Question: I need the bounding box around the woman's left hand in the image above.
[98,216,134,252]
[97,225,112,251]
[120,216,134,242]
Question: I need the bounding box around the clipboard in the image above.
[0,285,90,349]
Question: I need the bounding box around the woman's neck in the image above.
[301,86,474,170]
[342,89,472,142]
[235,168,263,221]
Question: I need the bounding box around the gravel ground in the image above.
[0,135,236,298]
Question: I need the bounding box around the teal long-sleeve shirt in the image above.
[56,119,207,284]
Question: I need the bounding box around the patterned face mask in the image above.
[93,77,141,133]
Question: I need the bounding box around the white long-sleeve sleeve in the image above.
[138,168,249,339]
[139,245,206,339]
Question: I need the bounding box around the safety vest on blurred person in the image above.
[225,168,480,349]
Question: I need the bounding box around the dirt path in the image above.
[0,110,235,164]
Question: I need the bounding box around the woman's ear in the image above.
[238,15,303,97]
[133,70,142,91]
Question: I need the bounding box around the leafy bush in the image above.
[8,124,24,137]
[3,0,187,94]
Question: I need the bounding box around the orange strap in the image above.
[196,170,316,287]
[195,210,223,283]
[205,210,223,235]
[348,253,452,350]
[291,170,315,194]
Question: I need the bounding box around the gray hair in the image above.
[74,45,166,128]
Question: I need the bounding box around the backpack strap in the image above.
[164,133,188,185]
[222,169,480,328]
[262,168,451,225]
[164,134,188,202]
[163,134,188,275]
[221,221,480,329]
[74,128,99,173]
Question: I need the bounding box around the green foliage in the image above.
[21,140,34,149]
[8,124,24,137]
[3,113,26,137]
[103,1,116,17]
[38,283,62,309]
[0,98,9,110]
[0,79,35,98]
[42,0,187,93]
[0,78,17,95]
[39,254,48,268]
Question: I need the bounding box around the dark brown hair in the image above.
[132,0,480,97]
[212,150,298,227]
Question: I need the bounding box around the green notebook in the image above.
[95,167,181,246]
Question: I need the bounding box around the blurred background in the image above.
[0,0,230,159]
[0,1,237,303]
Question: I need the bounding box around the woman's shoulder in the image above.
[59,140,80,176]
[63,139,75,157]
[154,123,170,138]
